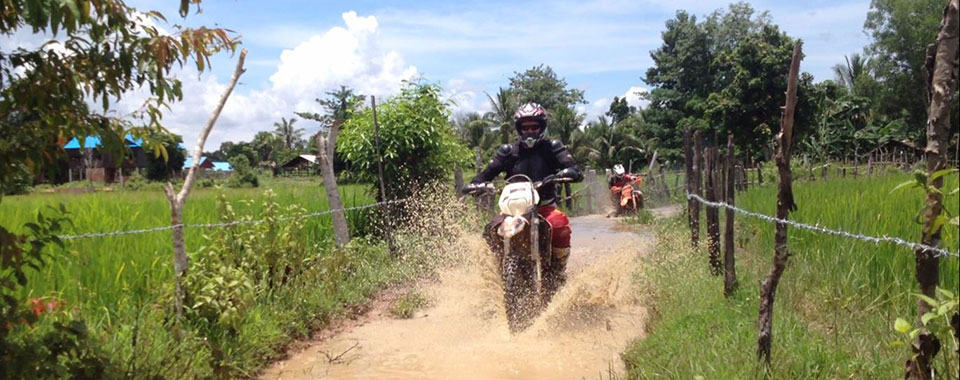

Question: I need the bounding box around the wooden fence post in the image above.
[705,147,721,275]
[757,41,801,363]
[317,120,351,247]
[684,129,696,243]
[659,165,670,199]
[724,134,738,296]
[757,163,763,185]
[692,131,703,247]
[906,1,957,377]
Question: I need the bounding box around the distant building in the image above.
[280,154,318,176]
[211,161,233,172]
[63,135,147,183]
[183,156,215,171]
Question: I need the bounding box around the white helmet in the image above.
[613,164,625,175]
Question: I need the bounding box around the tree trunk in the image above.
[757,163,763,185]
[724,135,738,296]
[906,1,957,378]
[454,167,464,193]
[317,121,350,248]
[705,147,721,275]
[757,42,801,363]
[165,49,246,320]
[692,131,703,247]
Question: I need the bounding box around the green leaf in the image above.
[930,168,958,181]
[916,294,939,308]
[894,318,912,333]
[936,287,956,300]
[921,312,937,326]
[890,180,919,194]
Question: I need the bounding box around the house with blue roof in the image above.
[63,134,148,183]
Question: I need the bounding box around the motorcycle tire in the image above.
[502,250,536,333]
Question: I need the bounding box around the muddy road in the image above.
[260,213,656,380]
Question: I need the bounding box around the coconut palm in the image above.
[832,54,870,94]
[485,87,517,144]
[273,117,304,149]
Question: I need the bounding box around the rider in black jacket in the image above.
[465,103,583,282]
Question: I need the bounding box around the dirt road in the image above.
[260,214,654,380]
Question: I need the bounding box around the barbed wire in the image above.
[60,198,409,241]
[686,193,959,258]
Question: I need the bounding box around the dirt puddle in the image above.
[260,214,652,380]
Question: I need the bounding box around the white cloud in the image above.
[578,98,611,125]
[445,79,491,117]
[623,86,650,110]
[269,11,418,103]
[118,11,419,152]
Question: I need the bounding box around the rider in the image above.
[464,102,583,283]
[608,164,641,189]
[608,164,642,217]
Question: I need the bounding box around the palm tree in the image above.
[832,53,870,93]
[273,117,304,149]
[485,87,516,144]
[583,116,646,170]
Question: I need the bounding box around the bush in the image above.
[123,170,147,190]
[227,155,258,188]
[338,80,470,201]
[1,163,32,195]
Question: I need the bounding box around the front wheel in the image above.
[502,248,536,333]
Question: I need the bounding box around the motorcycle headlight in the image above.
[497,216,528,238]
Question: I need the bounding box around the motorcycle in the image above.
[462,174,571,332]
[610,176,644,216]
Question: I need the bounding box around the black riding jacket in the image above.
[470,139,582,205]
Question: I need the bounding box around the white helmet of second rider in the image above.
[613,164,625,176]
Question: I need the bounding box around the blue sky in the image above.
[6,0,876,149]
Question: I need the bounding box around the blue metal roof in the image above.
[63,134,142,149]
[183,156,208,169]
[211,162,232,172]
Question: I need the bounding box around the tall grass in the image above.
[0,179,373,327]
[623,172,959,378]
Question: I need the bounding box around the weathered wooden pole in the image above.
[684,129,696,239]
[757,41,801,363]
[316,120,350,247]
[692,130,704,247]
[371,96,397,256]
[906,1,958,378]
[704,147,721,275]
[165,49,246,320]
[724,134,738,296]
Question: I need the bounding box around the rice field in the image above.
[623,170,960,379]
[0,178,374,325]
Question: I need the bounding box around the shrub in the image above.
[227,155,258,188]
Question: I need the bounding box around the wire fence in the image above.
[686,193,959,259]
[60,198,410,241]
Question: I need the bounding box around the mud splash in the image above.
[260,215,651,380]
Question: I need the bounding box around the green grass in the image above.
[622,172,959,379]
[389,290,430,319]
[0,177,411,379]
[1,178,373,317]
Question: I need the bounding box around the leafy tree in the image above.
[338,80,470,200]
[145,132,186,181]
[227,155,258,188]
[606,96,636,125]
[0,0,236,189]
[251,131,281,166]
[484,87,517,144]
[643,3,801,160]
[509,65,586,112]
[507,65,586,147]
[864,0,959,136]
[272,117,304,150]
